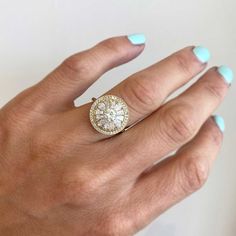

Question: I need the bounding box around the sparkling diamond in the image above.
[97,119,106,127]
[90,95,129,135]
[95,109,103,115]
[114,119,122,128]
[98,102,106,110]
[116,110,124,115]
[116,116,124,121]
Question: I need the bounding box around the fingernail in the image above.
[127,33,146,45]
[213,115,225,133]
[217,65,234,85]
[193,46,211,63]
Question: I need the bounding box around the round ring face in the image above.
[89,95,129,135]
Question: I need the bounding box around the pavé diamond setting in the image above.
[89,95,129,135]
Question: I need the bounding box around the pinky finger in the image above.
[125,115,224,233]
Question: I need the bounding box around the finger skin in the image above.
[115,67,229,175]
[125,117,223,233]
[107,46,206,123]
[33,36,145,111]
[75,46,207,141]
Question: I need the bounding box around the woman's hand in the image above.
[0,35,232,236]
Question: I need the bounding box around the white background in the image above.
[0,0,236,235]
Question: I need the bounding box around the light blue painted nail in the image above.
[127,33,146,45]
[193,46,211,63]
[213,115,225,132]
[217,65,234,85]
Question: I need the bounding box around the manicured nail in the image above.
[193,46,211,63]
[217,65,234,85]
[127,33,146,45]
[213,115,225,132]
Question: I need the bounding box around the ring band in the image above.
[89,95,129,135]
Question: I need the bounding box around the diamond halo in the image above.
[89,95,129,135]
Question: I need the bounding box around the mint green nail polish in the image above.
[213,115,225,132]
[217,65,234,85]
[193,46,211,63]
[127,34,146,45]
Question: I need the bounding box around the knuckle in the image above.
[181,156,209,192]
[122,76,156,115]
[2,87,42,122]
[99,37,129,57]
[211,125,223,146]
[62,53,92,78]
[174,50,194,77]
[159,103,197,144]
[60,169,101,205]
[203,119,223,147]
[203,79,226,100]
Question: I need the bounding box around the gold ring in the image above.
[89,95,129,135]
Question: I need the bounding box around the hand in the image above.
[0,34,232,236]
